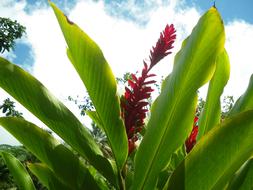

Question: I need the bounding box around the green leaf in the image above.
[0,57,117,187]
[28,163,69,190]
[167,145,186,172]
[237,164,253,190]
[132,7,225,189]
[86,111,104,131]
[166,110,253,190]
[197,49,230,139]
[50,2,128,169]
[88,166,111,190]
[0,117,102,190]
[229,74,253,116]
[157,170,173,190]
[226,158,253,190]
[0,151,36,190]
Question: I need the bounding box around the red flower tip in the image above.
[149,24,176,70]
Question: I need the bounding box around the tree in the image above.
[0,17,26,53]
[0,98,23,117]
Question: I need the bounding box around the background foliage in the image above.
[0,17,26,53]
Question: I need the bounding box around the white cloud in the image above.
[1,0,253,145]
[224,21,253,98]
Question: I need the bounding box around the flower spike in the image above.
[149,24,176,70]
[185,116,199,153]
[121,24,176,154]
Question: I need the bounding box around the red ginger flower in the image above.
[149,24,176,69]
[185,116,199,153]
[121,24,176,154]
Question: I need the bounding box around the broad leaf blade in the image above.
[197,49,230,139]
[28,163,69,190]
[0,117,102,190]
[237,162,253,190]
[132,7,225,189]
[226,158,253,190]
[50,2,128,169]
[167,110,253,190]
[0,151,36,190]
[0,57,117,186]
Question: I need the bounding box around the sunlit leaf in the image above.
[229,74,253,116]
[132,7,225,189]
[50,2,128,170]
[0,57,117,187]
[197,49,230,139]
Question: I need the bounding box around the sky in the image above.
[0,0,253,145]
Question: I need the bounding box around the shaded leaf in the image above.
[0,117,102,190]
[166,110,253,190]
[0,151,36,190]
[28,163,69,190]
[226,158,253,190]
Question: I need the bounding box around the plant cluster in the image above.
[0,2,253,190]
[121,24,176,153]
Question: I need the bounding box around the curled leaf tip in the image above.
[64,15,74,25]
[213,1,216,8]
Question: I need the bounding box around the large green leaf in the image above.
[0,151,36,190]
[166,110,253,190]
[28,163,69,190]
[0,117,102,190]
[197,49,230,139]
[50,2,128,170]
[226,158,253,190]
[132,7,225,189]
[0,57,117,187]
[229,74,253,116]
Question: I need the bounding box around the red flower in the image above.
[185,116,199,153]
[149,24,176,70]
[121,24,176,154]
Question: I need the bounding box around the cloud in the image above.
[1,0,253,145]
[224,21,253,98]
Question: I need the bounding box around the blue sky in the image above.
[190,0,253,24]
[0,0,253,145]
[5,0,253,72]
